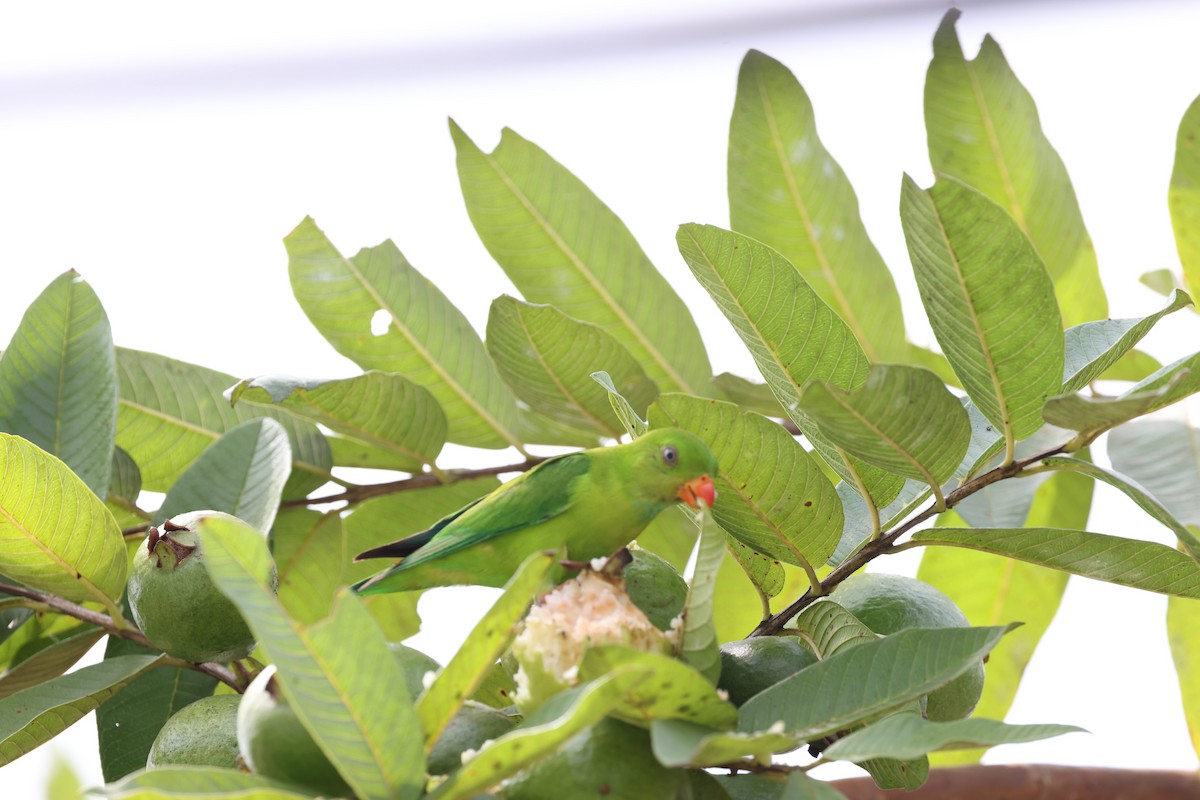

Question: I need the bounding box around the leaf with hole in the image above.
[286,216,521,450]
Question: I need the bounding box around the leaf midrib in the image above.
[817,386,941,491]
[926,192,1015,462]
[754,67,877,362]
[963,52,1028,232]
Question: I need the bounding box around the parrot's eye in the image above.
[661,445,679,467]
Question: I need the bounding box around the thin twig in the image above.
[751,440,1071,636]
[285,456,553,508]
[0,580,244,692]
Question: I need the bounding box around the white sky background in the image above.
[3,0,1200,793]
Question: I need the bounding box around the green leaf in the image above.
[0,626,103,701]
[47,752,83,800]
[712,373,788,419]
[0,271,117,497]
[650,393,841,574]
[636,509,698,572]
[1044,353,1200,441]
[515,405,601,448]
[789,599,877,659]
[1142,268,1185,298]
[676,223,901,508]
[99,767,318,799]
[155,418,292,534]
[1170,94,1200,307]
[199,515,424,800]
[231,371,447,471]
[798,365,970,495]
[900,174,1065,460]
[728,50,906,362]
[727,538,786,600]
[914,527,1200,597]
[96,638,218,782]
[738,625,1013,741]
[107,447,148,529]
[681,505,723,682]
[272,508,346,625]
[824,711,1082,762]
[590,370,648,438]
[115,348,331,497]
[1099,349,1163,383]
[430,671,650,800]
[486,296,658,439]
[1042,456,1200,558]
[1108,418,1200,528]
[418,551,554,752]
[713,550,774,644]
[925,10,1106,327]
[0,434,128,609]
[1168,595,1200,760]
[285,216,521,450]
[1061,290,1192,393]
[579,645,737,729]
[650,718,797,768]
[918,466,1089,766]
[451,122,711,395]
[0,653,162,766]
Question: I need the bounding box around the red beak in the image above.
[677,475,716,509]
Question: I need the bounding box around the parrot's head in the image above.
[637,428,719,510]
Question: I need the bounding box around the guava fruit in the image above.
[831,572,986,720]
[718,635,818,706]
[499,718,683,799]
[512,571,669,713]
[389,641,442,701]
[623,547,688,632]
[146,694,241,769]
[127,510,273,663]
[428,700,517,776]
[237,665,351,797]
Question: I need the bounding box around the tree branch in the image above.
[751,440,1071,636]
[0,581,244,692]
[285,455,553,508]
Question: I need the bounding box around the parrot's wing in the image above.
[379,452,591,571]
[354,493,490,561]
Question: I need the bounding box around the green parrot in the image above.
[352,428,717,594]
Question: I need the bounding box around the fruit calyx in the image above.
[146,523,197,570]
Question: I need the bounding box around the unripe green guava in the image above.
[428,701,517,776]
[623,547,688,632]
[146,694,241,769]
[718,635,818,706]
[831,572,986,721]
[127,510,273,663]
[237,665,351,797]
